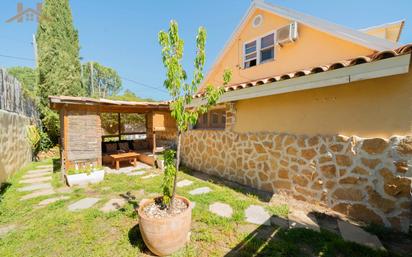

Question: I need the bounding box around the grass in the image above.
[0,160,406,257]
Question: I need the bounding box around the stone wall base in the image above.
[181,130,412,232]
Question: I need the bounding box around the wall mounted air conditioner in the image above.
[276,21,298,45]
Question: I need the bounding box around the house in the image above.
[181,0,412,231]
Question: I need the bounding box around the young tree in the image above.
[36,0,84,142]
[159,21,231,206]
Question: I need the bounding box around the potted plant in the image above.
[137,20,231,256]
[65,164,105,186]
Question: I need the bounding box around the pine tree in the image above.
[36,0,84,141]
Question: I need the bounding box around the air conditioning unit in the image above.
[276,21,298,45]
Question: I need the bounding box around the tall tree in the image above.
[36,0,84,142]
[7,67,37,99]
[82,62,122,98]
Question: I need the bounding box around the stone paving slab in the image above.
[20,189,56,200]
[189,187,212,195]
[209,202,233,218]
[27,169,52,175]
[127,171,146,176]
[177,179,193,188]
[38,196,70,206]
[0,224,17,238]
[142,174,159,179]
[20,176,52,184]
[68,198,100,211]
[338,220,385,250]
[17,183,52,192]
[37,165,53,169]
[22,172,51,179]
[245,205,271,225]
[271,216,289,229]
[288,210,320,232]
[56,187,73,194]
[100,198,127,213]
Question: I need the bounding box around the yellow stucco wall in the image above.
[203,9,374,88]
[234,68,412,138]
[362,22,404,42]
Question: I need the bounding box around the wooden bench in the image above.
[110,152,140,170]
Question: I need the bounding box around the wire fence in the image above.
[0,68,41,122]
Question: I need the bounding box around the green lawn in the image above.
[0,160,403,257]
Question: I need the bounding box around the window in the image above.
[260,33,274,63]
[193,109,226,130]
[243,32,275,69]
[244,41,257,68]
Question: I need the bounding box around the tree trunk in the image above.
[171,130,182,205]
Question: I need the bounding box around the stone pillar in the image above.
[225,102,236,131]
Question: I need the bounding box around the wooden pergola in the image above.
[49,96,176,171]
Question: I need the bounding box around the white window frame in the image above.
[242,30,276,69]
[259,31,276,64]
[243,39,258,69]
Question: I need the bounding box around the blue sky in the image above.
[1,0,411,100]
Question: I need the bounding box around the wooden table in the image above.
[110,152,140,170]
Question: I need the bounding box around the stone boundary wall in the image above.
[0,110,32,183]
[0,69,40,183]
[181,106,412,232]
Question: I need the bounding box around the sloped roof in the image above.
[202,0,401,90]
[194,44,412,99]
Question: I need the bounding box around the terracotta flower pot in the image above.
[138,196,192,256]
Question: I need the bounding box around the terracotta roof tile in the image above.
[194,43,412,99]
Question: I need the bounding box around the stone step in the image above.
[127,171,145,176]
[338,220,385,251]
[20,176,52,184]
[38,196,70,207]
[245,205,271,225]
[288,210,320,232]
[189,187,212,195]
[22,172,51,179]
[177,179,193,188]
[17,183,52,192]
[68,198,100,211]
[20,189,56,201]
[100,198,127,213]
[27,169,52,175]
[209,202,233,218]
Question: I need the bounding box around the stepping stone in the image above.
[100,198,126,213]
[27,169,51,175]
[22,172,51,179]
[20,189,55,200]
[245,205,271,225]
[209,202,233,218]
[20,176,52,184]
[338,220,385,250]
[17,183,52,192]
[288,210,320,232]
[189,187,212,195]
[0,224,17,238]
[127,171,145,176]
[177,179,193,188]
[56,187,72,194]
[191,201,196,209]
[37,165,53,169]
[271,216,289,229]
[38,196,70,206]
[68,198,100,211]
[142,174,159,179]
